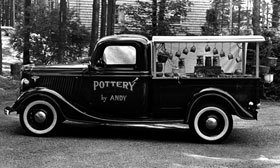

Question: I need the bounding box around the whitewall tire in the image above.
[190,105,233,143]
[20,100,58,136]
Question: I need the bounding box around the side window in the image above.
[103,46,136,65]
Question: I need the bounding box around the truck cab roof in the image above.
[98,34,150,46]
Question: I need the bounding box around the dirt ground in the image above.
[1,95,280,168]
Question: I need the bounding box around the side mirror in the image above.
[88,64,95,71]
[89,58,106,71]
[96,59,106,68]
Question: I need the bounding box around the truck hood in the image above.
[23,64,89,75]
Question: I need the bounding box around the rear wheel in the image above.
[20,100,59,136]
[190,104,233,143]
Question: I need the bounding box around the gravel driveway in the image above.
[1,100,280,168]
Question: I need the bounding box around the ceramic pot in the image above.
[205,44,211,52]
[175,50,181,57]
[156,62,163,72]
[168,52,173,60]
[236,56,242,63]
[259,65,270,74]
[183,47,189,55]
[213,56,220,66]
[205,56,212,66]
[157,52,168,63]
[266,57,278,67]
[220,50,225,57]
[228,53,233,60]
[190,45,196,53]
[213,47,218,55]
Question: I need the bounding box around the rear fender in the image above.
[185,87,255,123]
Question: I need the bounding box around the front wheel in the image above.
[20,100,59,136]
[189,104,233,143]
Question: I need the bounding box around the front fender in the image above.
[186,87,257,123]
[7,87,89,122]
[8,87,64,114]
[8,87,126,123]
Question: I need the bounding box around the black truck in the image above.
[5,34,266,143]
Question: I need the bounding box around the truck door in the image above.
[88,44,150,119]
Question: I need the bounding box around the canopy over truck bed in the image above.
[152,36,265,78]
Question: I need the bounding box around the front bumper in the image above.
[4,106,16,116]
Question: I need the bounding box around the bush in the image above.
[11,5,90,65]
[260,29,280,100]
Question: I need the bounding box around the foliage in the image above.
[202,0,247,35]
[119,0,193,38]
[259,29,280,100]
[10,5,90,65]
[260,30,280,58]
[201,9,219,35]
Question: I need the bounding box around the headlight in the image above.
[21,78,30,85]
[264,74,274,83]
[248,102,254,106]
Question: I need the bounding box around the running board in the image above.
[103,123,189,129]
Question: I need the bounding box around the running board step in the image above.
[103,123,189,129]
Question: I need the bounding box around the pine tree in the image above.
[152,0,157,36]
[23,0,31,65]
[58,0,67,63]
[252,0,261,35]
[0,2,2,75]
[89,0,99,57]
[107,0,116,35]
[158,0,166,35]
[100,0,106,38]
[272,0,280,28]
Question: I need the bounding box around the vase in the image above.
[266,57,278,67]
[259,65,270,74]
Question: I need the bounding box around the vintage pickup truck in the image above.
[5,34,265,143]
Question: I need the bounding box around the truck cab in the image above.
[5,34,265,143]
[85,35,152,119]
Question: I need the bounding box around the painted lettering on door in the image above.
[94,79,138,103]
[100,94,127,103]
[93,80,136,92]
[110,95,127,101]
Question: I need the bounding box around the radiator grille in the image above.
[38,76,77,97]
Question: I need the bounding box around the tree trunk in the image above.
[10,0,15,27]
[252,0,261,35]
[107,0,115,35]
[158,0,166,35]
[0,3,2,75]
[100,0,106,38]
[38,0,48,6]
[107,0,112,36]
[272,0,279,28]
[10,63,21,78]
[23,0,31,65]
[89,0,100,56]
[110,0,116,34]
[237,5,241,35]
[5,1,9,26]
[152,0,157,36]
[2,1,5,26]
[58,0,67,64]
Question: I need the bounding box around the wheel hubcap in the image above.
[205,116,218,130]
[34,111,47,124]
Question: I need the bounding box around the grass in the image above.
[0,76,19,100]
[0,76,19,90]
[1,34,21,95]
